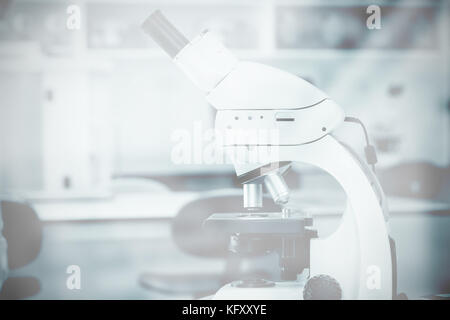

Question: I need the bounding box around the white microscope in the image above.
[142,11,398,300]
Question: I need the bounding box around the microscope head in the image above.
[142,10,345,208]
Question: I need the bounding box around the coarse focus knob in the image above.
[303,274,342,300]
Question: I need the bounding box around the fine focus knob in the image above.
[303,275,342,300]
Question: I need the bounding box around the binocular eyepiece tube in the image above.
[141,10,189,58]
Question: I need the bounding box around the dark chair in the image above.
[0,199,43,299]
[378,162,450,200]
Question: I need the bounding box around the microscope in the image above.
[142,11,397,300]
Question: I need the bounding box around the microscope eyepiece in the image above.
[141,10,189,58]
[142,10,238,92]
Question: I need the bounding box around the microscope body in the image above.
[142,11,394,299]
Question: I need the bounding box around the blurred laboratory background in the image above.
[0,0,449,299]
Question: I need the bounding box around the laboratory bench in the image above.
[5,190,450,300]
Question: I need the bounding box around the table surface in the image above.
[9,188,448,299]
[29,189,450,221]
[7,214,450,300]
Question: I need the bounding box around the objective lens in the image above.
[264,173,290,205]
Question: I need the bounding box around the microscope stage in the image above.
[203,212,313,235]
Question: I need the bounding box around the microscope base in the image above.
[212,280,306,300]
